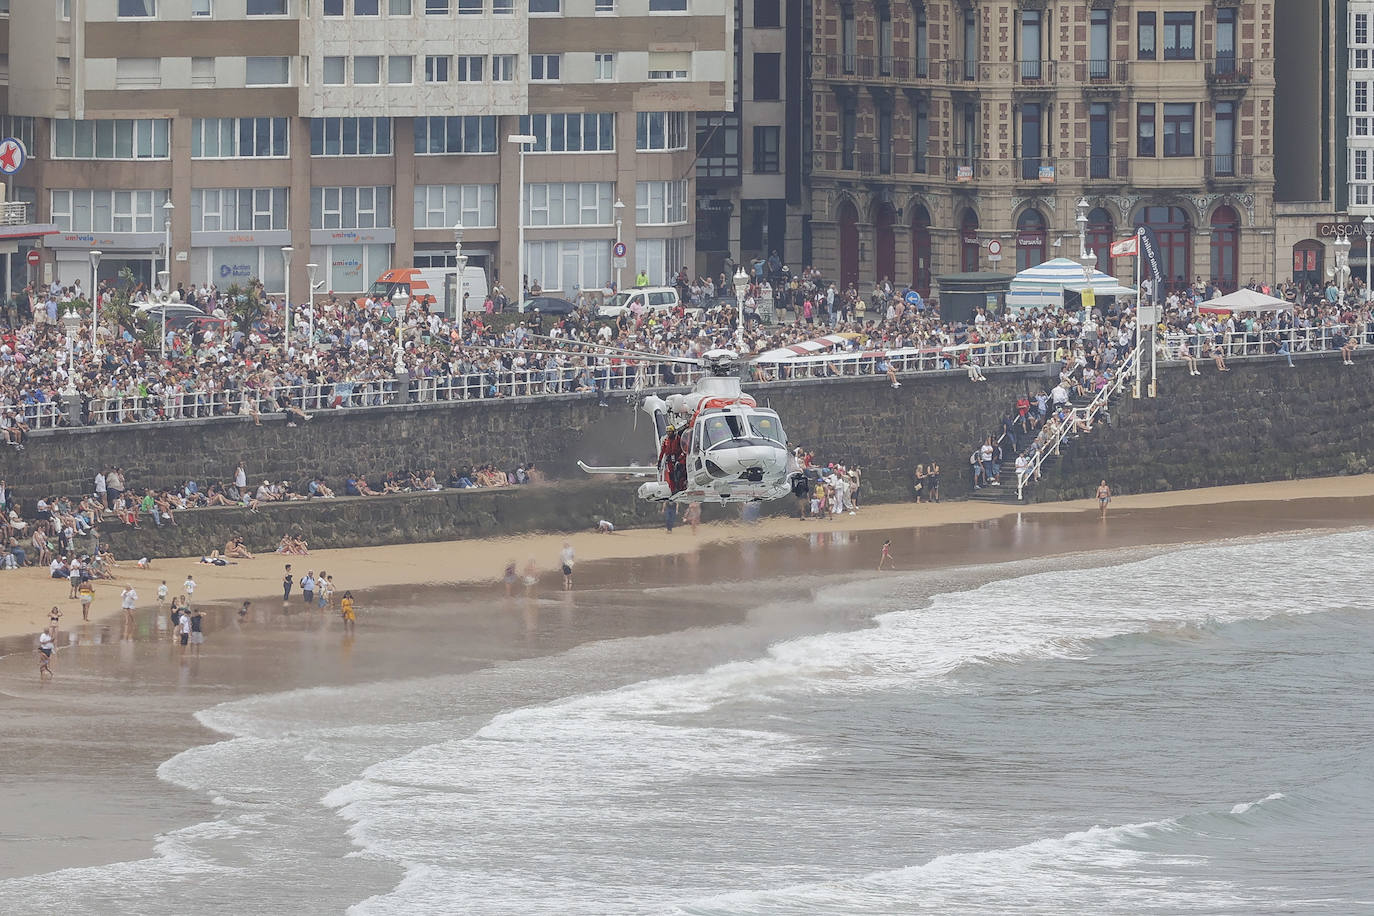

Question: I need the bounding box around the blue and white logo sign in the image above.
[0,137,26,175]
[904,289,923,307]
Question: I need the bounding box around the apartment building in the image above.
[694,0,806,278]
[806,0,1276,298]
[0,0,732,301]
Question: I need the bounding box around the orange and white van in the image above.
[359,267,489,317]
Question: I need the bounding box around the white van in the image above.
[597,286,680,319]
[361,267,490,319]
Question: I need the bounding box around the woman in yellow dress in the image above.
[339,591,356,635]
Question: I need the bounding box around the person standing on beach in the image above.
[189,607,204,657]
[120,584,138,631]
[37,631,54,679]
[560,542,575,590]
[239,600,252,623]
[157,580,168,611]
[47,605,62,637]
[282,565,293,603]
[1097,480,1112,519]
[301,571,316,608]
[68,558,82,599]
[183,574,196,604]
[523,558,538,596]
[177,607,191,655]
[340,591,356,635]
[664,502,677,533]
[503,561,518,596]
[685,502,701,535]
[878,539,895,571]
[78,578,95,621]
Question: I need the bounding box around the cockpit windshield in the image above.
[701,414,748,449]
[750,413,785,444]
[366,281,403,299]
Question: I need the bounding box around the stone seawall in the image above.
[4,354,1373,544]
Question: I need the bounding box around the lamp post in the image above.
[281,246,294,348]
[732,265,750,353]
[1364,216,1373,302]
[157,269,171,361]
[1075,196,1097,281]
[88,249,102,352]
[507,133,537,308]
[453,221,466,317]
[162,199,175,286]
[62,308,80,391]
[613,197,625,292]
[306,262,319,346]
[1335,235,1350,291]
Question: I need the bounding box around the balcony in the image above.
[1078,59,1129,86]
[944,58,981,83]
[1017,59,1059,85]
[1205,57,1251,93]
[817,53,916,83]
[1204,149,1253,185]
[1085,145,1130,182]
[1016,157,1059,184]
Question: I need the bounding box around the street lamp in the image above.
[1334,235,1350,290]
[613,197,625,292]
[453,221,467,317]
[732,265,750,353]
[306,262,319,345]
[162,199,175,285]
[1363,216,1373,301]
[1075,196,1097,280]
[508,133,538,308]
[88,249,102,352]
[62,308,81,394]
[281,246,294,347]
[157,269,170,361]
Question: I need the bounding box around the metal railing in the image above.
[1017,343,1139,500]
[1205,58,1251,85]
[753,337,1059,381]
[0,201,30,226]
[1160,323,1372,362]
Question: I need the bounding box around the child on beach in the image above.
[878,539,895,570]
[47,605,61,637]
[183,574,196,602]
[157,580,168,609]
[560,542,575,590]
[37,631,54,679]
[523,558,538,596]
[503,561,518,596]
[78,579,95,621]
[189,607,204,656]
[340,592,356,635]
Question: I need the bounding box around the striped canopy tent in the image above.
[756,333,862,362]
[1006,258,1136,310]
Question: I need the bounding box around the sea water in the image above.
[3,529,1372,914]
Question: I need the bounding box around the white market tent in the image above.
[1197,288,1291,313]
[1006,258,1137,310]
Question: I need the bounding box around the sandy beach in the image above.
[3,474,1374,642]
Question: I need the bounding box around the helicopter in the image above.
[576,347,798,505]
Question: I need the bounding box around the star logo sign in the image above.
[0,141,21,173]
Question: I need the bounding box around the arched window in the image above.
[960,209,980,272]
[1086,207,1114,272]
[1134,206,1191,288]
[1291,239,1324,289]
[838,201,860,289]
[910,204,932,296]
[1016,208,1047,272]
[1209,205,1239,292]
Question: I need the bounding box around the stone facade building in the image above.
[0,0,732,302]
[805,0,1276,298]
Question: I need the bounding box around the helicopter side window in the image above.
[750,414,785,444]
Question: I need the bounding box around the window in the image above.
[425,55,452,82]
[594,0,613,10]
[878,6,893,75]
[1357,12,1370,46]
[636,111,688,151]
[190,188,288,231]
[390,0,412,12]
[1162,103,1194,156]
[60,0,72,18]
[192,57,215,85]
[355,0,379,12]
[529,0,558,11]
[913,99,928,173]
[635,180,688,224]
[1138,11,1156,60]
[51,189,170,233]
[1137,103,1155,157]
[458,0,481,11]
[0,117,36,156]
[414,116,498,154]
[842,8,856,73]
[595,53,615,80]
[649,68,689,80]
[413,184,498,228]
[118,0,155,16]
[324,0,343,12]
[633,239,684,289]
[246,57,290,85]
[354,56,381,84]
[247,0,286,12]
[878,105,893,173]
[492,55,516,80]
[425,0,448,11]
[525,182,614,226]
[517,113,616,152]
[531,54,560,81]
[53,119,170,160]
[192,117,288,158]
[649,0,685,10]
[1357,80,1371,113]
[914,5,928,75]
[1216,8,1236,67]
[388,56,412,84]
[696,112,740,179]
[753,53,780,100]
[493,0,513,13]
[523,240,610,292]
[842,101,857,169]
[1355,150,1370,187]
[193,0,212,16]
[311,186,392,229]
[753,126,780,173]
[1090,102,1110,177]
[309,118,393,156]
[754,0,778,28]
[456,56,483,81]
[1163,12,1194,60]
[1089,9,1110,78]
[1214,100,1235,175]
[115,58,160,89]
[1019,102,1041,179]
[324,57,346,84]
[961,9,977,78]
[1020,9,1042,79]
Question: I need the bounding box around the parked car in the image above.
[134,303,226,333]
[518,296,580,316]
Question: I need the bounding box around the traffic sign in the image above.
[26,250,40,267]
[903,289,923,306]
[613,241,627,258]
[986,239,1002,256]
[0,137,26,175]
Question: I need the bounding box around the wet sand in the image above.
[4,474,1374,643]
[2,478,1373,883]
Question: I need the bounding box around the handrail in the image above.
[1016,343,1139,501]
